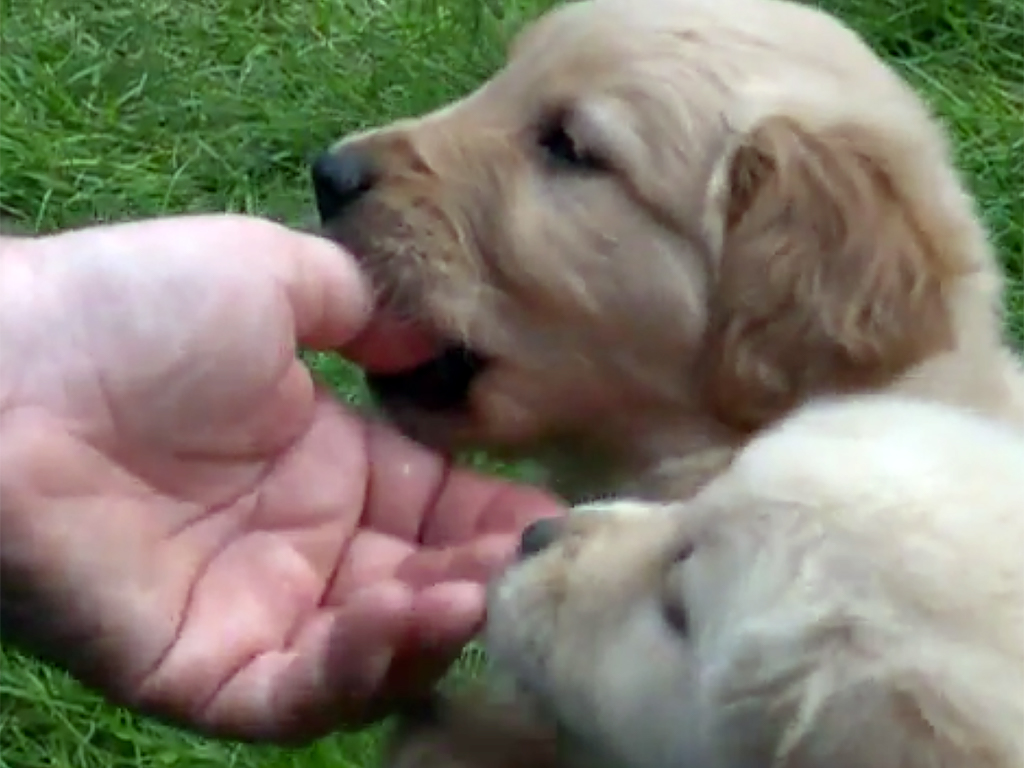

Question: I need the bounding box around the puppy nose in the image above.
[518,517,565,559]
[311,148,375,222]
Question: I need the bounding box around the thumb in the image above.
[36,213,375,351]
[171,213,374,350]
[254,219,374,350]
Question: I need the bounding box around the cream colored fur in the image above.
[387,395,1024,767]
[326,0,1024,504]
[322,0,1024,763]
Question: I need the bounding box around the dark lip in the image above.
[365,344,489,412]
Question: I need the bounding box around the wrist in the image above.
[0,236,44,654]
[0,232,35,263]
[0,232,45,299]
[0,235,49,413]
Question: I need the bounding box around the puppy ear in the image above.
[700,102,968,432]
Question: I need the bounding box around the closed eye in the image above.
[661,542,696,636]
[536,115,609,172]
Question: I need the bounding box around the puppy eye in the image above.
[536,118,608,172]
[662,542,695,636]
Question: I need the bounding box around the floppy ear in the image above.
[700,106,967,432]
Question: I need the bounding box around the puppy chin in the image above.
[358,336,493,449]
[483,560,564,704]
[369,403,473,451]
[371,371,567,454]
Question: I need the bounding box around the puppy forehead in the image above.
[498,0,737,100]
[495,6,641,106]
[491,0,870,132]
[500,0,894,107]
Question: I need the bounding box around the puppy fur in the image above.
[394,395,1024,767]
[317,0,1024,763]
[321,0,1024,504]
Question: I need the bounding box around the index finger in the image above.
[360,419,567,546]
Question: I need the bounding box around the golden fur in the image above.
[322,0,1024,503]
[314,0,1024,763]
[386,395,1024,767]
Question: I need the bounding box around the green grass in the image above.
[0,0,1021,766]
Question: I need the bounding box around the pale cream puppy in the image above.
[386,395,1024,768]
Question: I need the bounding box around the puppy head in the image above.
[318,0,985,460]
[485,396,1024,768]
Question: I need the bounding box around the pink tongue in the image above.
[342,313,444,374]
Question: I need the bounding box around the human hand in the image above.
[0,215,563,742]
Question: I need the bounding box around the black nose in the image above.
[518,517,565,559]
[311,148,375,222]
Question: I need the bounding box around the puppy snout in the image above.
[311,147,376,222]
[518,517,565,559]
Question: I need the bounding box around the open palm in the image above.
[0,215,561,742]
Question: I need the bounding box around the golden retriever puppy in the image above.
[315,0,1024,502]
[386,394,1024,767]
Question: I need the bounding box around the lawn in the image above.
[0,0,1020,766]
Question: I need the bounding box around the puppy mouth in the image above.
[315,226,491,414]
[365,343,490,412]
